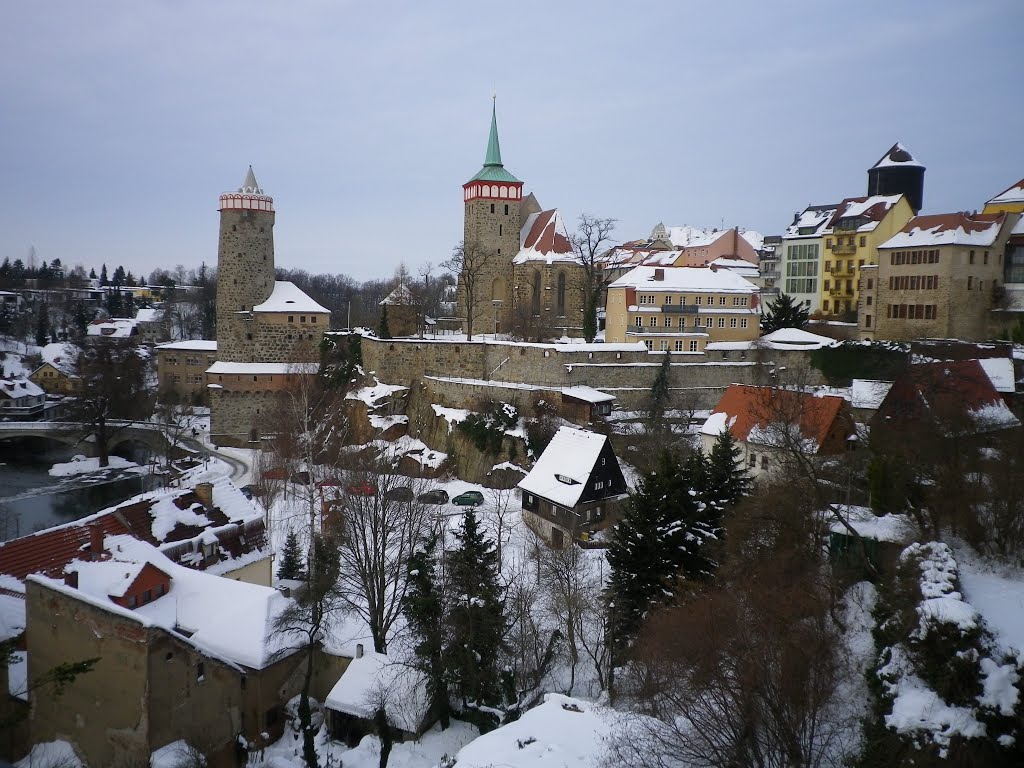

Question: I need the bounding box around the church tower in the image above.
[461,101,525,333]
[216,167,276,361]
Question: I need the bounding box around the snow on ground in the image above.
[250,720,477,768]
[48,455,141,477]
[451,694,609,768]
[15,740,85,768]
[959,550,1024,658]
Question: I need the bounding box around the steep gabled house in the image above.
[874,359,1019,437]
[700,384,855,479]
[29,342,81,396]
[0,378,45,420]
[518,426,628,548]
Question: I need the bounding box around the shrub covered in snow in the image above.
[860,541,1023,764]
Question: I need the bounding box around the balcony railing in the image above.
[761,270,781,280]
[830,267,854,278]
[829,287,854,298]
[831,242,856,256]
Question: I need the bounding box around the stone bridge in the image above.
[0,421,170,458]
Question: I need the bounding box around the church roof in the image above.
[467,102,520,184]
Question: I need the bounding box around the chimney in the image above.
[653,268,665,281]
[194,482,214,509]
[355,643,364,659]
[88,521,104,560]
[64,570,79,589]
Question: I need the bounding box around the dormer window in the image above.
[554,474,579,485]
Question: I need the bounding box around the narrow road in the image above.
[179,437,250,483]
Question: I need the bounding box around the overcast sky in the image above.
[1,0,1021,283]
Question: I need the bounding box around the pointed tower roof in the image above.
[871,142,925,170]
[239,166,263,194]
[467,100,520,184]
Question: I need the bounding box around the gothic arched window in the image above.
[557,272,567,316]
[531,270,541,315]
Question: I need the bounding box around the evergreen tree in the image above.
[99,263,108,286]
[761,292,810,334]
[11,259,25,282]
[105,289,123,317]
[112,265,126,287]
[34,303,50,346]
[71,302,90,338]
[0,303,12,334]
[447,507,505,707]
[50,258,64,281]
[377,303,392,339]
[276,530,305,580]
[89,267,97,280]
[706,429,751,510]
[606,450,723,647]
[402,534,450,729]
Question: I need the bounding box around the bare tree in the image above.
[335,458,434,653]
[443,240,495,340]
[571,214,617,342]
[65,340,154,467]
[487,486,517,568]
[609,569,857,768]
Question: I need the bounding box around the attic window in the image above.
[554,474,579,485]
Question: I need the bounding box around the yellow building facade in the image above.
[605,266,760,353]
[819,194,914,318]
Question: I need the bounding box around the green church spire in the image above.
[484,99,502,167]
[467,97,520,184]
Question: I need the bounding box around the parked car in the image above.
[451,490,485,506]
[417,489,449,505]
[383,486,414,502]
[346,481,377,496]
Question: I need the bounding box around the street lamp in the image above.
[491,299,503,339]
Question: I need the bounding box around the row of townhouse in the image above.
[776,141,1024,341]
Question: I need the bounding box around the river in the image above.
[0,443,159,542]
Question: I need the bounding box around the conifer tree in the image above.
[606,450,723,647]
[34,303,50,346]
[447,507,505,707]
[377,303,392,339]
[71,302,90,339]
[276,530,304,580]
[402,534,450,729]
[89,267,97,280]
[706,429,751,509]
[99,263,108,286]
[761,292,809,334]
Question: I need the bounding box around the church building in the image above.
[207,168,330,446]
[458,103,587,338]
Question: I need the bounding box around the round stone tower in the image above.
[216,167,276,361]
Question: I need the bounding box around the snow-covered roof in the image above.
[828,194,905,232]
[609,265,758,293]
[451,694,608,768]
[784,205,839,238]
[0,378,45,399]
[513,209,575,265]
[156,339,217,352]
[252,281,329,314]
[135,308,161,323]
[379,284,415,306]
[39,342,79,376]
[517,427,608,507]
[987,177,1024,206]
[87,318,138,338]
[758,327,838,349]
[851,379,894,410]
[977,357,1015,393]
[879,212,1009,249]
[30,534,294,670]
[709,257,759,276]
[871,142,924,169]
[325,651,430,733]
[826,505,915,543]
[560,385,615,404]
[206,361,319,375]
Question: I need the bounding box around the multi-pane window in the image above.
[740,318,748,328]
[674,340,684,351]
[689,340,699,352]
[730,318,738,328]
[717,318,725,328]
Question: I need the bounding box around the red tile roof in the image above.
[0,515,129,581]
[522,209,572,254]
[710,384,849,452]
